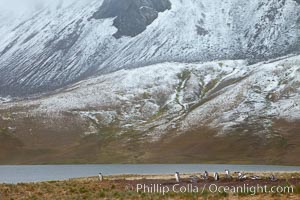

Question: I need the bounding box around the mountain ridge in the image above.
[0,0,299,97]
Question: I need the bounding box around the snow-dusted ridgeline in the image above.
[0,0,299,96]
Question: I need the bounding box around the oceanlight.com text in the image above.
[135,184,294,196]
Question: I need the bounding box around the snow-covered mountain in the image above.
[0,0,300,164]
[0,0,300,96]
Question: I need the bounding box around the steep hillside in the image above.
[0,56,299,164]
[0,0,300,164]
[0,0,299,96]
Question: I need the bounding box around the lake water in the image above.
[0,164,299,184]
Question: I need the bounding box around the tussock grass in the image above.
[1,173,299,200]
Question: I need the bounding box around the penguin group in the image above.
[96,171,277,184]
[174,170,277,183]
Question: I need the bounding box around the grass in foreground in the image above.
[0,173,300,200]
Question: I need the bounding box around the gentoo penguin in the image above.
[250,175,261,180]
[204,171,209,179]
[200,171,209,180]
[214,172,220,181]
[225,169,231,179]
[270,174,277,181]
[238,172,247,180]
[98,173,103,182]
[175,172,181,183]
[189,175,200,183]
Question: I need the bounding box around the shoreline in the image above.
[73,171,300,181]
[1,163,299,184]
[1,171,300,184]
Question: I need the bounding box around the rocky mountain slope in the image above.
[0,55,299,164]
[0,0,300,96]
[1,55,299,136]
[0,0,300,164]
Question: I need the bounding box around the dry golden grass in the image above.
[0,173,299,200]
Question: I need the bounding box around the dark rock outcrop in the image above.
[92,0,171,38]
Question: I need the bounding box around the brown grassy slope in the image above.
[143,121,300,165]
[0,114,299,165]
